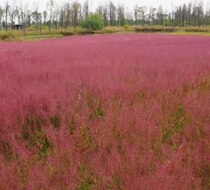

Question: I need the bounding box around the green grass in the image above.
[172,31,210,36]
[0,26,210,42]
[0,28,93,42]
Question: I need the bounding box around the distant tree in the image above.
[4,1,10,31]
[64,3,71,28]
[197,2,204,27]
[43,10,47,26]
[117,4,125,26]
[102,5,108,27]
[157,5,164,26]
[140,6,147,26]
[18,2,31,33]
[0,0,210,31]
[204,4,210,27]
[80,13,103,30]
[0,6,4,30]
[96,4,103,16]
[96,4,108,27]
[53,7,60,29]
[47,0,55,31]
[59,5,65,30]
[134,5,138,26]
[83,0,89,20]
[125,8,133,26]
[9,0,18,30]
[149,7,156,26]
[182,4,187,27]
[71,1,81,27]
[32,2,41,30]
[186,3,192,27]
[109,1,116,26]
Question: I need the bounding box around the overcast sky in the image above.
[3,0,210,12]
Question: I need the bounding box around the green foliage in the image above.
[50,115,61,129]
[185,28,210,33]
[22,116,51,158]
[108,175,121,189]
[78,163,86,178]
[0,141,13,161]
[161,105,185,143]
[2,26,210,42]
[76,126,96,153]
[95,108,103,118]
[173,105,184,131]
[69,117,76,135]
[124,21,129,30]
[0,32,15,40]
[35,129,51,158]
[78,178,93,190]
[86,93,104,120]
[162,131,171,142]
[89,107,104,120]
[139,90,147,100]
[80,13,104,30]
[22,115,45,142]
[77,163,94,190]
[134,27,177,33]
[195,164,210,188]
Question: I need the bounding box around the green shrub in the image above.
[0,32,15,40]
[134,27,177,33]
[124,23,129,30]
[185,28,209,33]
[80,13,104,30]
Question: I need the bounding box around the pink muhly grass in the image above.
[0,34,210,189]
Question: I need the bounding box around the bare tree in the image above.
[117,4,125,26]
[96,3,108,27]
[43,10,47,26]
[53,6,60,29]
[139,6,147,26]
[4,1,10,31]
[102,4,108,27]
[71,1,81,28]
[0,0,210,31]
[9,0,18,30]
[149,7,156,26]
[109,1,116,26]
[64,3,71,28]
[47,0,55,31]
[181,4,187,27]
[197,2,204,27]
[125,7,133,26]
[134,5,138,26]
[59,5,65,30]
[0,6,4,30]
[205,3,210,27]
[188,3,192,27]
[96,3,103,15]
[32,1,41,30]
[83,0,89,20]
[157,5,164,26]
[18,2,30,34]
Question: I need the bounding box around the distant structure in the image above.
[13,24,23,30]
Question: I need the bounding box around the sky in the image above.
[3,0,209,12]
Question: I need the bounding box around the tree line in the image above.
[0,0,210,32]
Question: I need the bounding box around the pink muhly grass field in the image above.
[0,34,210,189]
